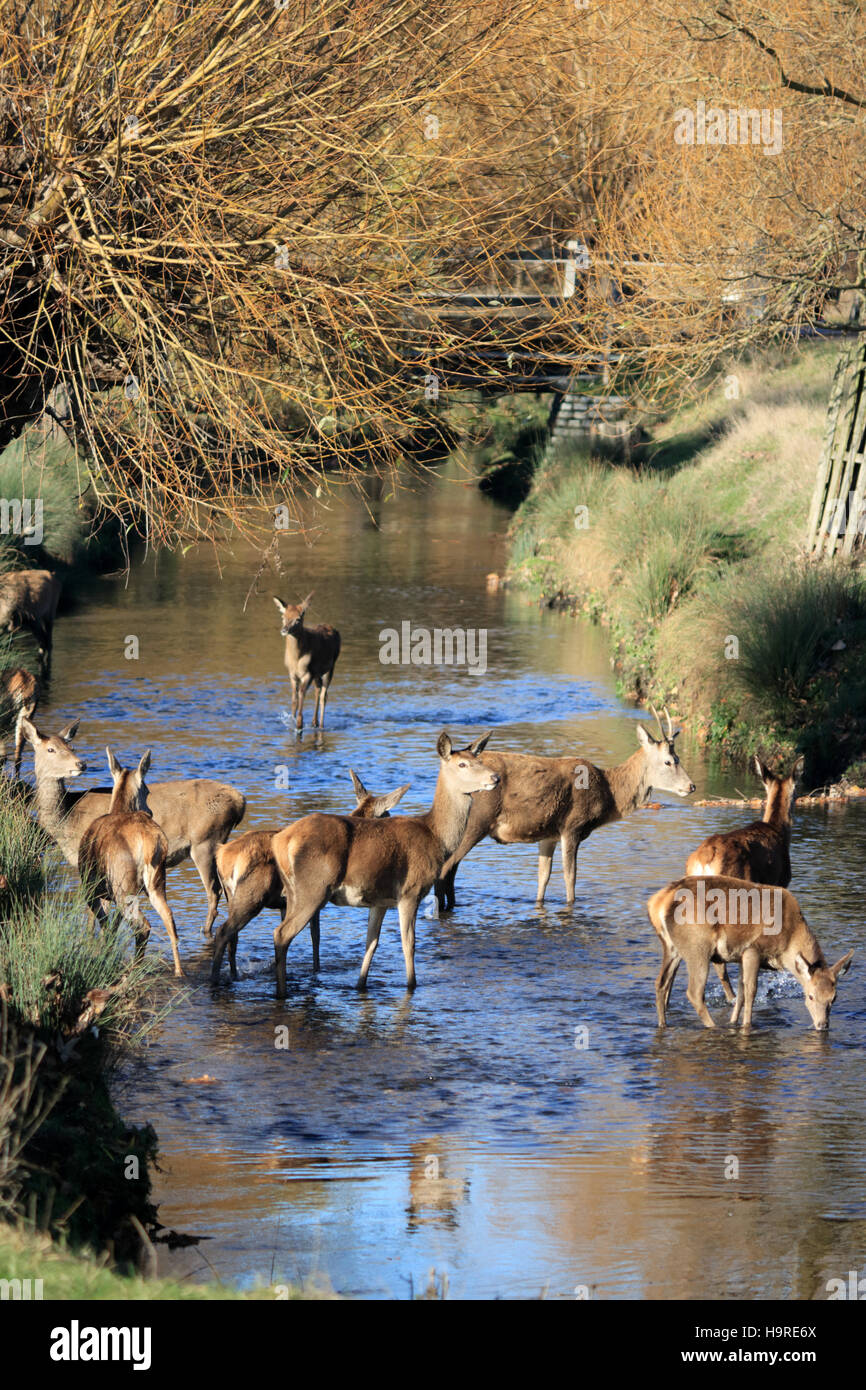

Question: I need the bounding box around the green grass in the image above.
[0,426,89,571]
[507,340,866,778]
[0,1223,314,1299]
[0,773,46,905]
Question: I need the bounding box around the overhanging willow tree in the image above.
[1,0,587,543]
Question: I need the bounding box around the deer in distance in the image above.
[0,569,62,677]
[268,732,499,998]
[273,591,341,731]
[0,666,39,776]
[78,749,184,977]
[20,717,245,934]
[433,705,695,911]
[648,874,853,1031]
[685,754,804,1005]
[211,769,411,984]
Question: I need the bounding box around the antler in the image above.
[647,702,665,739]
[662,705,674,740]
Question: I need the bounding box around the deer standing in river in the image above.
[78,749,184,976]
[0,666,39,776]
[268,732,499,998]
[648,875,853,1030]
[273,592,340,731]
[0,570,62,676]
[20,717,245,934]
[211,770,411,983]
[434,706,695,911]
[685,755,803,1005]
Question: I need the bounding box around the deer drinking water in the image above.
[0,570,62,677]
[273,592,341,731]
[20,717,245,934]
[685,755,803,1004]
[268,733,499,998]
[434,706,695,911]
[78,749,184,976]
[0,666,39,776]
[648,875,853,1030]
[211,769,411,983]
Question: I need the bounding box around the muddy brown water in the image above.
[40,465,866,1300]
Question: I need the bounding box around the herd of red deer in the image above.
[0,576,854,1030]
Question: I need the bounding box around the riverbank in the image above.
[506,341,866,782]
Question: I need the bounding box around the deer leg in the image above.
[295,673,313,731]
[434,863,457,913]
[211,896,260,983]
[318,673,332,729]
[144,867,184,977]
[536,838,557,903]
[309,908,321,970]
[290,676,299,721]
[560,831,578,905]
[397,897,419,991]
[713,961,735,1005]
[684,952,715,1028]
[739,949,760,1028]
[730,967,745,1025]
[274,894,325,998]
[121,894,151,961]
[655,948,681,1026]
[190,840,222,937]
[357,905,387,990]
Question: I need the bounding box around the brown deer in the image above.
[685,755,803,1005]
[78,748,184,977]
[0,570,62,676]
[211,769,411,983]
[20,717,245,934]
[0,666,39,776]
[648,875,853,1030]
[269,732,499,998]
[434,705,695,911]
[273,592,340,731]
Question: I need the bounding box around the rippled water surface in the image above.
[43,467,866,1299]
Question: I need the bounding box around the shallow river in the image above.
[43,465,866,1300]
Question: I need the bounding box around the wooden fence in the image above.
[807,339,866,557]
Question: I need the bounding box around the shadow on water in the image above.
[38,462,866,1299]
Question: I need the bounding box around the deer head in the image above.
[349,769,411,818]
[20,717,86,779]
[638,704,695,797]
[274,592,314,637]
[437,731,499,794]
[106,747,153,815]
[793,950,854,1030]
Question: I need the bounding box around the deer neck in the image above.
[419,771,474,862]
[34,774,79,859]
[763,784,793,833]
[605,747,654,817]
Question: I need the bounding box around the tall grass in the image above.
[711,563,866,720]
[0,773,46,904]
[0,427,88,570]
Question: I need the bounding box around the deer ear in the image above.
[793,953,810,979]
[372,784,411,816]
[636,722,655,748]
[830,950,854,980]
[437,732,453,759]
[273,597,286,615]
[137,748,152,780]
[349,768,367,800]
[753,754,764,780]
[59,719,80,741]
[301,591,314,611]
[469,731,492,755]
[106,747,121,777]
[791,755,805,782]
[19,716,39,746]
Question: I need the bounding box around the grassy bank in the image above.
[507,341,866,781]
